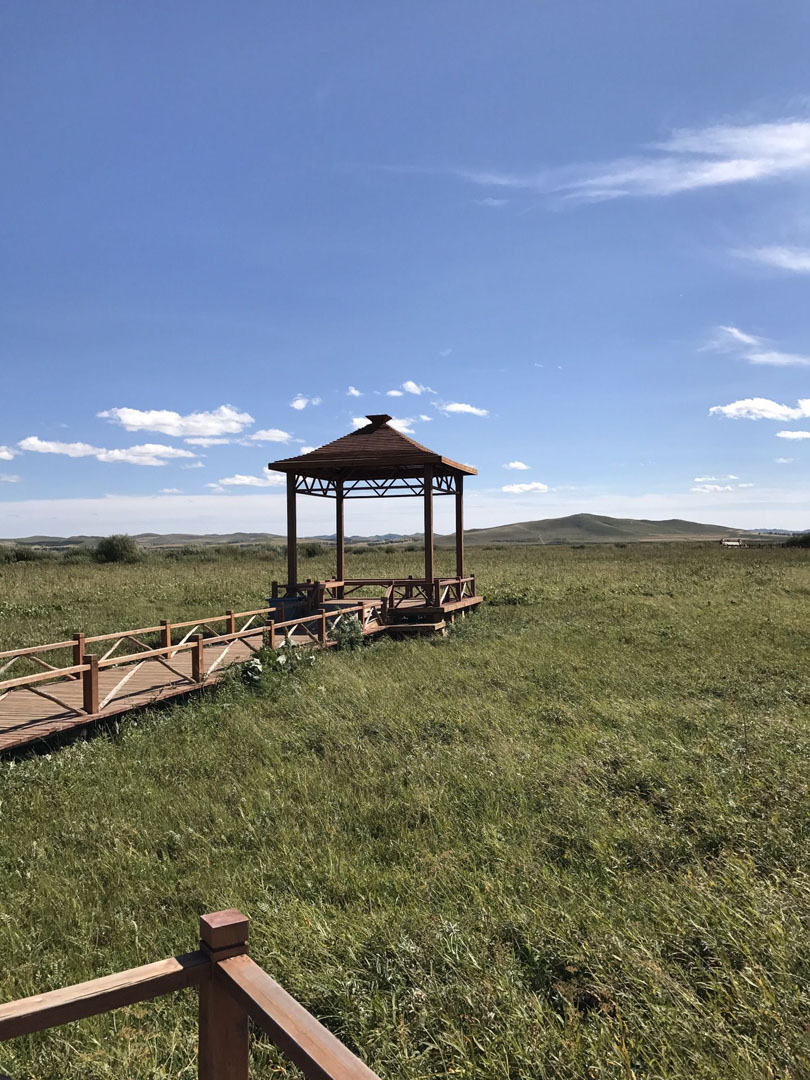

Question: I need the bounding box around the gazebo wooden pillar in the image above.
[268,414,476,600]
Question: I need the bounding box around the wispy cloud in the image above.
[290,395,321,410]
[710,397,810,421]
[18,436,196,467]
[347,386,362,397]
[776,457,794,463]
[185,437,232,447]
[433,119,810,203]
[248,428,293,443]
[159,488,182,494]
[437,402,489,417]
[692,483,735,493]
[694,474,739,482]
[705,325,810,366]
[386,389,404,397]
[475,197,508,207]
[776,430,810,439]
[739,245,810,273]
[502,481,549,494]
[504,460,530,470]
[98,405,252,437]
[0,446,18,461]
[0,473,21,483]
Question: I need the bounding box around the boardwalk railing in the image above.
[272,576,477,618]
[0,602,371,743]
[0,908,381,1079]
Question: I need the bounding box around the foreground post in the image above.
[199,910,250,1080]
[191,634,205,683]
[423,466,434,585]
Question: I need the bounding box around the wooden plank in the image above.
[216,955,381,1080]
[0,951,208,1040]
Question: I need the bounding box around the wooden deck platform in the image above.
[0,579,482,754]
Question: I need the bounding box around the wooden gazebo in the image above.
[266,414,482,634]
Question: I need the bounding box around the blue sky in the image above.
[2,1,810,536]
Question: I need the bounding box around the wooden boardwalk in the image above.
[0,603,375,754]
[0,578,482,755]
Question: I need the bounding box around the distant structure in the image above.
[266,414,483,633]
[721,538,747,548]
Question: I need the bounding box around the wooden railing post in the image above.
[161,619,172,657]
[191,634,205,683]
[73,632,85,677]
[319,613,327,644]
[265,619,275,651]
[199,909,250,1080]
[226,610,236,636]
[82,654,99,714]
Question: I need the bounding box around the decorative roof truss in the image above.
[294,472,459,499]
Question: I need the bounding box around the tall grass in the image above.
[1,544,809,1078]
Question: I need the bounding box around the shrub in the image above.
[94,534,141,563]
[785,533,810,548]
[328,614,364,650]
[302,542,328,558]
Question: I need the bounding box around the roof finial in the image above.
[364,414,392,431]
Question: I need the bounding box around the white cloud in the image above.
[299,446,316,454]
[18,435,196,467]
[504,461,530,470]
[386,389,404,397]
[502,481,549,494]
[0,473,21,483]
[692,484,735,493]
[351,417,368,429]
[389,418,416,434]
[347,386,362,397]
[401,380,433,395]
[451,119,810,202]
[159,488,182,495]
[184,437,232,447]
[776,430,810,439]
[248,428,293,443]
[290,395,321,410]
[709,397,810,421]
[0,446,18,461]
[210,468,287,489]
[741,246,810,273]
[182,461,205,470]
[694,474,739,482]
[776,457,794,463]
[98,405,253,437]
[437,402,489,417]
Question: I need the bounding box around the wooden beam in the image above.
[423,467,434,585]
[286,472,298,593]
[216,954,381,1080]
[454,473,464,579]
[0,952,208,1040]
[335,479,345,597]
[199,910,250,1080]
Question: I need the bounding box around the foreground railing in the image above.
[273,576,477,617]
[0,909,380,1079]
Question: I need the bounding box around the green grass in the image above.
[1,544,809,1078]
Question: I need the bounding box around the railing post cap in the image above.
[200,909,249,952]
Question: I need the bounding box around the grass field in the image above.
[1,543,809,1079]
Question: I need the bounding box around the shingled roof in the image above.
[268,414,477,479]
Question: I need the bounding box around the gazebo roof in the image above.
[268,414,477,481]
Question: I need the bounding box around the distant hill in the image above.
[1,515,782,552]
[436,513,772,546]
